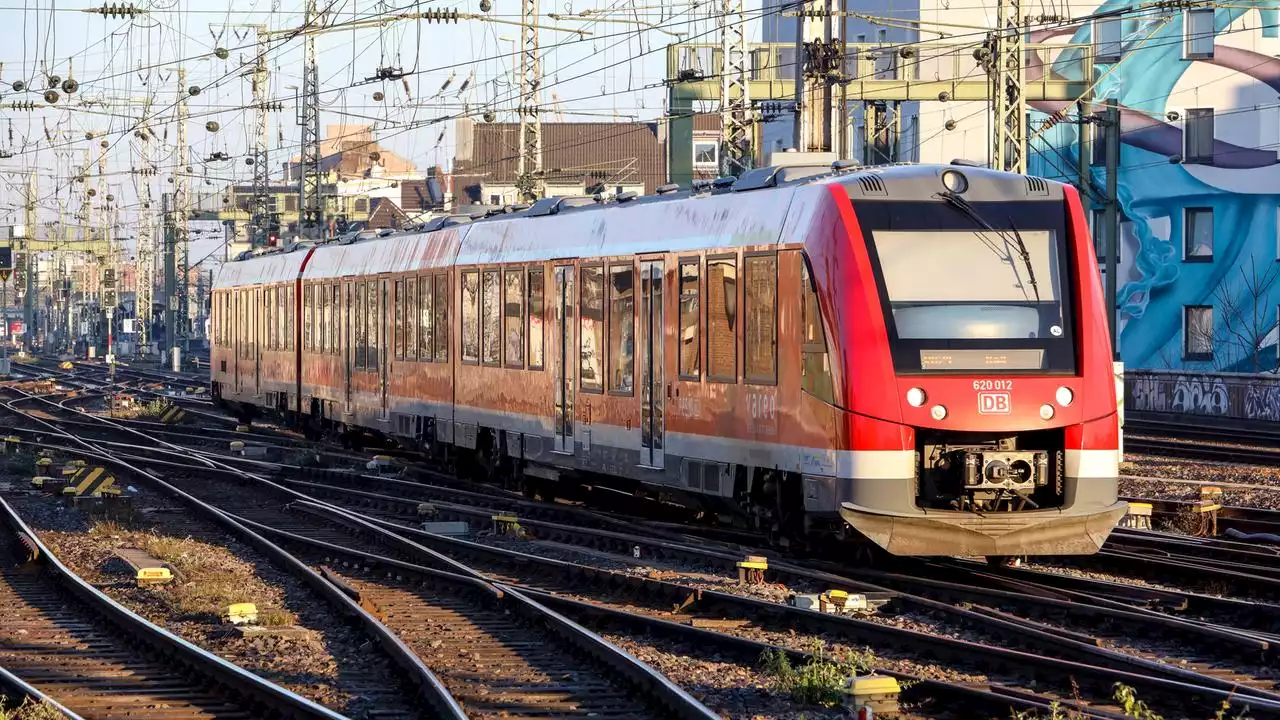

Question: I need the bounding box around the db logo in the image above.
[978,391,1011,414]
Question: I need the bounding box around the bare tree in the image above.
[1210,256,1280,373]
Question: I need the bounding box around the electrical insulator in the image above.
[245,157,254,165]
[369,151,381,161]
[188,85,201,96]
[10,80,23,92]
[62,78,78,94]
[43,90,59,104]
[87,188,97,197]
[100,140,108,149]
[85,131,95,140]
[106,194,114,202]
[373,91,385,101]
[47,75,61,88]
[205,121,220,132]
[480,0,491,10]
[214,47,229,60]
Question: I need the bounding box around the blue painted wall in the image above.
[1027,2,1280,372]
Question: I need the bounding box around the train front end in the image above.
[820,164,1127,558]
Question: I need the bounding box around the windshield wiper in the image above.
[936,191,1040,303]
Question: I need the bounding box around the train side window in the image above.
[303,285,313,352]
[580,265,605,392]
[706,255,738,382]
[279,287,287,351]
[416,276,431,361]
[327,284,337,354]
[801,258,836,404]
[608,263,634,395]
[318,286,328,355]
[368,281,380,368]
[434,274,449,362]
[678,260,700,380]
[394,279,405,360]
[504,268,525,368]
[528,268,544,370]
[288,285,296,351]
[355,281,367,369]
[461,271,480,364]
[744,254,778,385]
[481,270,501,366]
[405,277,417,360]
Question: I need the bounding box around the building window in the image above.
[1184,108,1214,164]
[693,141,719,168]
[481,270,501,366]
[285,195,298,212]
[461,271,479,363]
[707,255,738,382]
[1185,207,1213,261]
[528,268,545,370]
[355,198,369,213]
[1184,9,1214,59]
[504,269,525,368]
[608,264,635,395]
[801,257,835,404]
[1094,18,1122,62]
[678,260,700,380]
[744,254,778,385]
[1184,305,1214,360]
[580,265,605,392]
[1091,208,1124,263]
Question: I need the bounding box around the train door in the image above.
[639,260,665,469]
[380,278,389,419]
[552,265,575,454]
[254,286,262,397]
[343,281,353,415]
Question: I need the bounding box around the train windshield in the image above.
[856,199,1076,374]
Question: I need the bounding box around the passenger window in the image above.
[394,279,405,360]
[355,281,367,369]
[608,264,634,394]
[461,271,480,363]
[303,285,313,352]
[417,276,431,361]
[434,274,449,362]
[528,268,544,370]
[707,256,738,382]
[482,270,501,366]
[744,254,777,384]
[580,266,605,392]
[678,261,700,379]
[504,269,525,368]
[368,281,380,368]
[404,278,417,360]
[801,258,836,404]
[278,287,286,351]
[318,286,327,355]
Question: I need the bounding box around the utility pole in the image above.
[174,69,190,363]
[719,0,752,175]
[163,191,177,369]
[135,127,155,355]
[298,0,323,239]
[248,25,271,247]
[989,0,1026,172]
[516,0,544,201]
[21,171,35,353]
[1102,98,1120,360]
[792,0,843,155]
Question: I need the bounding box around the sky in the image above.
[0,0,754,268]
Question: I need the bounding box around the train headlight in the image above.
[1039,403,1055,420]
[941,169,969,194]
[1055,386,1074,407]
[906,387,927,407]
[930,405,947,420]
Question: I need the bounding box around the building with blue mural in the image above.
[747,0,1280,372]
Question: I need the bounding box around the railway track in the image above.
[0,494,347,720]
[21,362,1280,717]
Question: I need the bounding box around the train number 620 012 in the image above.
[972,380,1014,391]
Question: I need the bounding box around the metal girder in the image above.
[247,26,271,245]
[517,0,544,200]
[719,0,751,175]
[990,0,1026,173]
[174,68,190,348]
[667,42,1090,103]
[298,1,323,237]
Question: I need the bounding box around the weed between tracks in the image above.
[0,697,62,720]
[86,521,298,624]
[1009,684,1253,720]
[758,641,876,707]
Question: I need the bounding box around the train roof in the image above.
[214,162,1067,289]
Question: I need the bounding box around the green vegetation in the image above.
[1009,684,1252,720]
[0,697,65,720]
[759,640,876,707]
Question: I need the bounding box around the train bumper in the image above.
[838,500,1130,557]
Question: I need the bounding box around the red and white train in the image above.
[210,161,1127,559]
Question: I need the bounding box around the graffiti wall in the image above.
[1127,370,1280,421]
